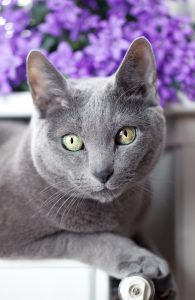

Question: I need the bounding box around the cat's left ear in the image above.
[27,50,68,115]
[115,36,157,95]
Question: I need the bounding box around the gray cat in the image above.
[0,37,175,298]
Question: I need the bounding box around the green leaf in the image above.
[30,2,47,27]
[42,35,59,52]
[20,81,29,92]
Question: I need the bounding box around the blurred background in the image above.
[0,1,195,300]
[0,0,195,106]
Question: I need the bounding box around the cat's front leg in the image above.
[68,232,176,299]
[67,232,169,280]
[13,231,175,298]
[14,231,168,279]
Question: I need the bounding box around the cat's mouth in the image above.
[90,187,119,203]
[91,187,109,194]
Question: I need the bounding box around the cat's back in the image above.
[0,120,27,147]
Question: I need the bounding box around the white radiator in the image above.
[0,259,109,300]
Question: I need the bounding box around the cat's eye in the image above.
[115,127,136,145]
[61,134,84,151]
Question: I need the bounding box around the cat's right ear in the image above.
[27,50,68,116]
[114,37,157,97]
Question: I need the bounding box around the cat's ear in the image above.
[115,37,157,94]
[27,50,68,115]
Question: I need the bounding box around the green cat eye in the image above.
[62,134,84,151]
[115,127,136,145]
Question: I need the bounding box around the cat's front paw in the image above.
[118,254,169,279]
[118,256,177,299]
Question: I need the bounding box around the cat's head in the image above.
[27,37,165,203]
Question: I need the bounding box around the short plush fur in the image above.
[0,37,176,297]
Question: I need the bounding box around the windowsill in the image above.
[0,92,33,117]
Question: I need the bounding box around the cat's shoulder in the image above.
[0,120,27,146]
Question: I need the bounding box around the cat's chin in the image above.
[90,188,121,203]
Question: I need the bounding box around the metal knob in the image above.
[118,274,155,300]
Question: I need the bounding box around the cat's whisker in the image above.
[34,183,89,218]
[43,185,77,205]
[66,197,79,216]
[39,180,66,195]
[133,184,153,196]
[80,194,87,211]
[39,185,56,195]
[39,179,74,195]
[35,185,77,216]
[114,179,153,197]
[79,195,88,210]
[67,197,79,218]
[40,177,88,195]
[46,193,67,218]
[73,194,85,218]
[57,191,79,223]
[45,186,79,215]
[54,190,80,220]
[59,200,73,226]
[60,193,79,225]
[42,190,62,204]
[31,191,63,217]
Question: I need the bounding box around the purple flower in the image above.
[2,5,30,34]
[40,0,82,40]
[1,0,195,106]
[39,13,62,36]
[49,42,75,75]
[107,0,130,17]
[85,16,129,75]
[0,40,23,92]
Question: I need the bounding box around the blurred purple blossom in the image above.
[0,0,195,106]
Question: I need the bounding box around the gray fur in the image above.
[0,37,173,288]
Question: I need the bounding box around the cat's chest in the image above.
[61,202,122,233]
[30,188,144,237]
[0,171,145,252]
[48,195,142,236]
[0,196,131,254]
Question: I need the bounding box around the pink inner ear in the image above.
[55,97,69,108]
[28,67,39,85]
[33,95,68,111]
[27,49,69,114]
[115,37,156,87]
[131,44,155,82]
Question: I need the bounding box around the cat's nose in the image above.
[93,167,114,184]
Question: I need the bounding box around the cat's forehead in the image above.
[69,77,112,90]
[67,77,146,130]
[69,77,114,116]
[69,77,113,100]
[67,78,115,139]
